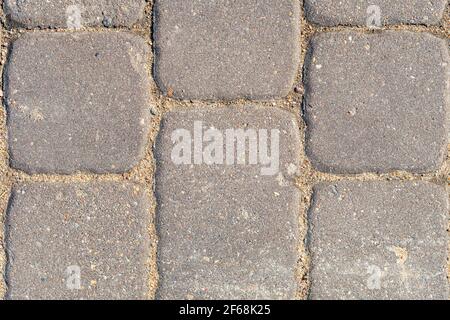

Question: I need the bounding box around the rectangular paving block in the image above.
[304,0,447,26]
[303,31,448,174]
[308,181,448,300]
[155,105,301,299]
[5,182,151,300]
[153,0,301,100]
[4,0,146,28]
[4,32,152,174]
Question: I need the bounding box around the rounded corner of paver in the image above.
[304,150,337,174]
[303,11,333,27]
[8,156,40,176]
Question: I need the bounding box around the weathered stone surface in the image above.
[304,0,447,26]
[304,31,448,174]
[4,0,146,28]
[153,0,301,100]
[155,105,301,299]
[5,182,151,300]
[4,32,152,174]
[308,181,449,300]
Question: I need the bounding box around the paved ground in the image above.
[0,1,448,300]
[6,182,151,300]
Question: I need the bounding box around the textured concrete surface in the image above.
[308,181,449,300]
[155,106,300,299]
[0,1,448,302]
[304,31,448,174]
[153,0,301,100]
[4,32,152,174]
[304,0,448,26]
[5,182,151,300]
[4,0,147,28]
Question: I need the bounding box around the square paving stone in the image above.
[4,32,152,174]
[308,181,449,300]
[153,0,301,100]
[155,105,301,299]
[304,0,448,26]
[5,182,151,300]
[4,0,146,28]
[303,31,448,174]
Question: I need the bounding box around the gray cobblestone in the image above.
[155,106,300,299]
[5,182,151,300]
[304,0,448,26]
[304,31,448,174]
[4,32,152,174]
[308,181,448,300]
[153,0,301,100]
[4,0,147,28]
[0,0,449,302]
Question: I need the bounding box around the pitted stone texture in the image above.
[156,106,300,299]
[4,0,146,28]
[5,32,152,174]
[308,181,449,300]
[304,31,448,174]
[304,0,447,26]
[153,0,301,100]
[5,182,151,300]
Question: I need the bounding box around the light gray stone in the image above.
[4,32,152,174]
[153,0,301,100]
[304,0,447,26]
[4,0,147,28]
[155,105,301,299]
[304,31,448,174]
[308,181,449,300]
[5,182,151,300]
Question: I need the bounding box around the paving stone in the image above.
[5,182,151,300]
[4,32,152,174]
[308,181,449,300]
[304,0,448,26]
[155,105,300,299]
[153,0,301,100]
[4,0,146,28]
[303,31,448,174]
